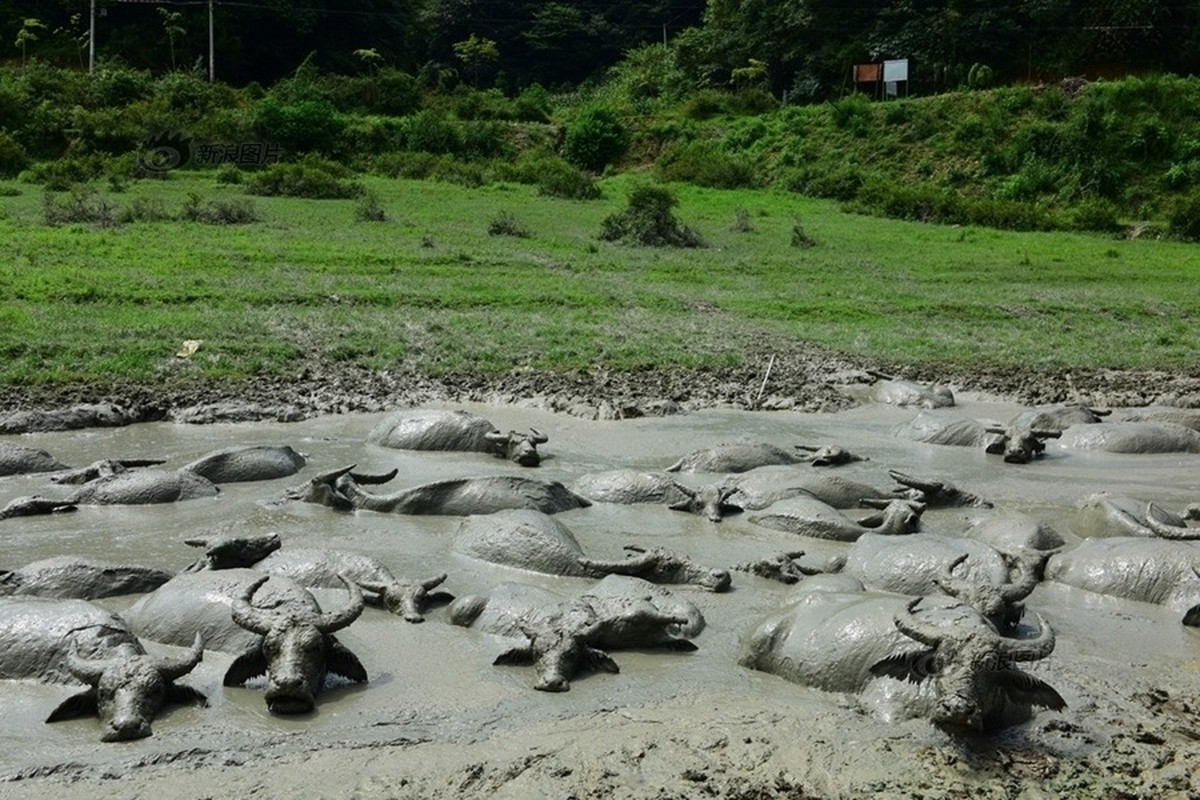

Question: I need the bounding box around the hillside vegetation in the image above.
[3,61,1200,237]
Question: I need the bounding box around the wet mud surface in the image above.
[2,364,1200,799]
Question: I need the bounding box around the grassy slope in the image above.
[2,172,1199,387]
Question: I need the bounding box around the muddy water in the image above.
[2,395,1200,798]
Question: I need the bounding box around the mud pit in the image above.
[2,390,1200,799]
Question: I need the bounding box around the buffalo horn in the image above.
[935,554,975,600]
[888,470,942,494]
[156,633,205,681]
[529,428,548,444]
[230,575,277,636]
[893,597,945,647]
[997,612,1056,661]
[1144,505,1200,540]
[1000,556,1039,602]
[314,574,365,633]
[64,639,112,685]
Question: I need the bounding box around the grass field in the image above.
[2,172,1199,386]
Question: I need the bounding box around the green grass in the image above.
[2,172,1199,386]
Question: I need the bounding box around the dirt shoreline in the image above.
[3,345,1200,422]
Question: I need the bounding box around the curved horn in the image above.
[1000,556,1039,602]
[935,554,975,599]
[1144,505,1200,540]
[311,464,358,486]
[64,639,112,685]
[528,428,548,444]
[347,468,398,485]
[314,574,365,633]
[893,597,945,647]
[155,632,204,681]
[421,573,449,591]
[888,470,941,494]
[1032,429,1063,440]
[997,612,1056,662]
[483,431,508,442]
[230,575,276,636]
[579,551,656,576]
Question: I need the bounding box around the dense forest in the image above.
[3,1,1199,94]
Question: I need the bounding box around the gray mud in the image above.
[2,393,1199,798]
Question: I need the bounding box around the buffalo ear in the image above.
[1183,604,1200,627]
[493,646,535,666]
[996,669,1067,711]
[167,683,209,708]
[224,646,268,687]
[46,690,98,723]
[583,647,620,675]
[869,649,935,683]
[326,638,368,684]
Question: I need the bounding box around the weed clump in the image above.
[180,192,261,224]
[353,190,387,222]
[247,158,363,199]
[43,186,120,227]
[487,210,530,238]
[790,218,817,248]
[730,207,754,232]
[599,184,705,248]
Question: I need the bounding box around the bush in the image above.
[656,139,758,189]
[0,130,29,178]
[1070,198,1120,233]
[599,184,705,247]
[403,110,463,155]
[180,192,261,224]
[120,195,173,223]
[1167,187,1200,241]
[500,150,600,200]
[487,210,530,238]
[371,151,440,179]
[564,106,627,172]
[254,96,345,154]
[246,161,362,199]
[353,190,387,222]
[43,186,120,228]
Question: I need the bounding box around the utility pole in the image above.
[89,0,95,72]
[208,0,214,81]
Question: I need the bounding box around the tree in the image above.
[14,16,46,66]
[157,6,185,71]
[452,32,498,87]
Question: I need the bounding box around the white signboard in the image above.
[883,59,909,83]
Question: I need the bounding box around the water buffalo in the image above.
[892,411,1000,447]
[1057,421,1200,454]
[291,465,590,516]
[571,469,741,521]
[51,464,221,505]
[123,569,366,714]
[665,441,811,474]
[963,513,1067,568]
[450,576,703,691]
[454,509,731,591]
[724,466,894,511]
[1070,493,1196,539]
[740,591,1064,733]
[867,374,955,408]
[1114,406,1200,431]
[1045,537,1200,622]
[887,470,993,509]
[182,445,307,483]
[181,532,284,571]
[252,547,453,623]
[0,403,148,434]
[0,495,77,521]
[0,442,70,476]
[1007,404,1110,433]
[368,409,548,466]
[843,534,1037,630]
[749,497,924,542]
[0,597,205,741]
[0,556,173,599]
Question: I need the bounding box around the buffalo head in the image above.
[667,483,743,522]
[872,598,1065,734]
[935,554,1038,632]
[357,572,454,623]
[225,574,366,714]
[484,428,548,466]
[984,426,1062,464]
[48,632,206,742]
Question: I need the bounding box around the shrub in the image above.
[487,210,530,238]
[246,161,362,199]
[656,139,758,189]
[500,150,600,200]
[180,192,261,224]
[43,186,120,228]
[790,219,817,248]
[730,207,754,233]
[353,190,387,222]
[254,96,345,154]
[403,110,464,155]
[120,196,173,223]
[564,106,627,172]
[598,184,705,247]
[371,150,440,179]
[0,130,29,178]
[1167,187,1200,241]
[1069,198,1120,233]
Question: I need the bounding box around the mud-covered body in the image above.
[0,556,173,599]
[182,445,307,483]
